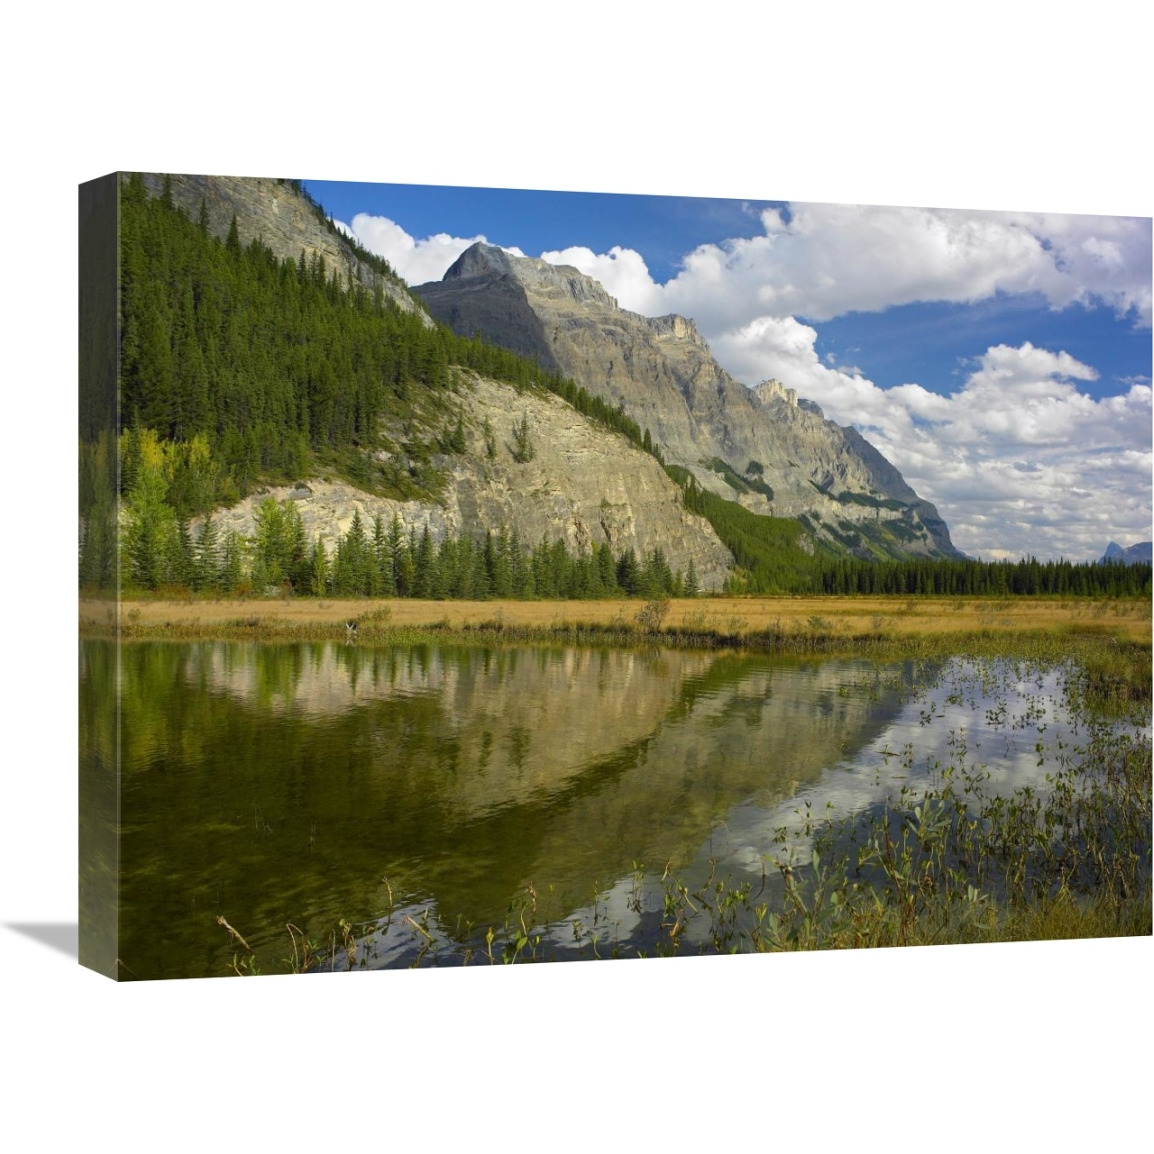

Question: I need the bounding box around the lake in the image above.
[79,638,1126,977]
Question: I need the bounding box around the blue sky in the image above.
[304,180,1152,562]
[810,295,1151,400]
[304,180,785,284]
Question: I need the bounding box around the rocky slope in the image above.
[417,244,962,560]
[136,173,424,319]
[208,374,733,588]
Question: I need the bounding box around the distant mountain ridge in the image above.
[416,243,962,561]
[1101,541,1153,565]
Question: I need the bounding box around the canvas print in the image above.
[78,173,1151,980]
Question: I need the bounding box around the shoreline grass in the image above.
[82,592,1151,645]
[83,595,1152,705]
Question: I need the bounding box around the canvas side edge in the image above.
[79,173,122,979]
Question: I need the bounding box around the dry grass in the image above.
[82,594,1151,644]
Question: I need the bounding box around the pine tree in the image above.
[509,528,531,597]
[385,514,404,596]
[684,558,699,598]
[220,530,245,593]
[371,514,388,596]
[511,412,535,463]
[253,497,303,590]
[334,509,371,596]
[79,491,117,592]
[172,517,195,588]
[450,412,467,453]
[396,531,416,597]
[493,527,513,597]
[413,525,434,598]
[196,514,220,591]
[616,547,639,596]
[596,541,618,594]
[122,436,176,590]
[309,539,330,596]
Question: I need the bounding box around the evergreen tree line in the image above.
[666,466,1152,598]
[811,554,1152,598]
[276,178,408,290]
[109,487,697,602]
[668,466,819,592]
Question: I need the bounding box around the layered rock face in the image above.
[208,375,733,589]
[417,244,961,560]
[135,173,424,319]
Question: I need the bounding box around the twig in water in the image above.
[216,915,253,953]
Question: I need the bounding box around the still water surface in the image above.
[80,639,1092,977]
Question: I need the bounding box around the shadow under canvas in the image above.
[7,923,79,960]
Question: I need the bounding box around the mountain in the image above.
[415,244,962,561]
[1101,541,1153,565]
[110,173,732,591]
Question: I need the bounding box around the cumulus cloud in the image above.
[713,324,1152,560]
[547,203,1152,329]
[336,213,524,287]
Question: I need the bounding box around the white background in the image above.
[0,3,1149,1149]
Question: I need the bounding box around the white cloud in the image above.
[713,324,1152,560]
[542,203,1153,329]
[337,213,524,287]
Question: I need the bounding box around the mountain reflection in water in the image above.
[83,639,1077,978]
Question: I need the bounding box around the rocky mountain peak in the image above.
[445,243,619,310]
[444,242,518,281]
[1101,541,1153,565]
